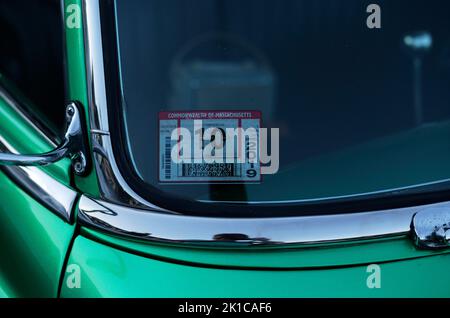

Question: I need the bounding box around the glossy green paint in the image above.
[0,11,78,296]
[1,0,449,298]
[61,235,450,297]
[64,0,100,197]
[81,228,449,269]
[0,171,75,297]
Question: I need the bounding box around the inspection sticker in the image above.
[159,110,261,183]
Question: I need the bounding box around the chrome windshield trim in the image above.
[0,130,77,223]
[83,0,169,211]
[82,0,450,246]
[78,195,450,248]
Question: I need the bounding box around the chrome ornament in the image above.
[411,207,450,249]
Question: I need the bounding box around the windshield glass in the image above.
[111,0,450,211]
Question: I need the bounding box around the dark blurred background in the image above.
[116,0,450,183]
[0,0,64,129]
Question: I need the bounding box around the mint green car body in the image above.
[1,0,450,298]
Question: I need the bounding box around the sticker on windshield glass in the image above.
[159,110,261,183]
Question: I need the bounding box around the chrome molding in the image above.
[81,0,450,247]
[78,195,450,248]
[0,133,77,222]
[83,0,168,211]
[411,206,450,249]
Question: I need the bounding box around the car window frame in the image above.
[80,0,450,218]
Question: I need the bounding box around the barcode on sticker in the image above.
[181,163,240,178]
[164,136,171,179]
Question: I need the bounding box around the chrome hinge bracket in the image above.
[63,101,91,176]
[0,101,91,176]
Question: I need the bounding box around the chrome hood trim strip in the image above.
[78,195,450,248]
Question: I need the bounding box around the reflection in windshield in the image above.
[115,0,450,205]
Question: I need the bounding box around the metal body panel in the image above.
[0,171,75,297]
[61,235,450,297]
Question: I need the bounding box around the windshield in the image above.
[108,0,450,213]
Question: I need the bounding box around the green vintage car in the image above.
[1,0,450,298]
